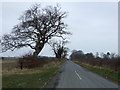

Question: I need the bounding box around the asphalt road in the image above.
[47,60,119,88]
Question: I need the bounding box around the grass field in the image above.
[74,60,119,84]
[2,59,65,88]
[2,59,19,71]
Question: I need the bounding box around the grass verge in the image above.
[2,61,65,88]
[74,61,119,84]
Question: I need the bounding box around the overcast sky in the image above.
[0,2,118,57]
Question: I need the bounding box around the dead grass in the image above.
[2,60,65,88]
[2,61,18,71]
[2,61,61,75]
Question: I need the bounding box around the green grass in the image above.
[2,61,65,88]
[74,61,119,84]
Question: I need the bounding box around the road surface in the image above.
[47,61,119,88]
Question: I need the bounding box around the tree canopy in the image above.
[1,4,71,56]
[49,40,69,58]
[70,50,94,60]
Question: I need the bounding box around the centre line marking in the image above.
[75,71,82,80]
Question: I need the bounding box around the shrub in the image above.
[18,53,62,69]
[75,58,120,72]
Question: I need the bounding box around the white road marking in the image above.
[75,71,82,80]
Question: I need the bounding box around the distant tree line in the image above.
[70,50,118,60]
[70,50,120,72]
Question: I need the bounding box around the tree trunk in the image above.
[55,48,63,58]
[33,44,44,57]
[56,53,62,58]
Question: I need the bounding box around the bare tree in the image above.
[95,52,99,58]
[49,40,69,58]
[110,53,116,59]
[70,50,84,60]
[1,4,71,56]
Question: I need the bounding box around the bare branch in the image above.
[1,4,71,56]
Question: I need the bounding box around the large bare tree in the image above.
[1,4,71,56]
[49,40,69,58]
